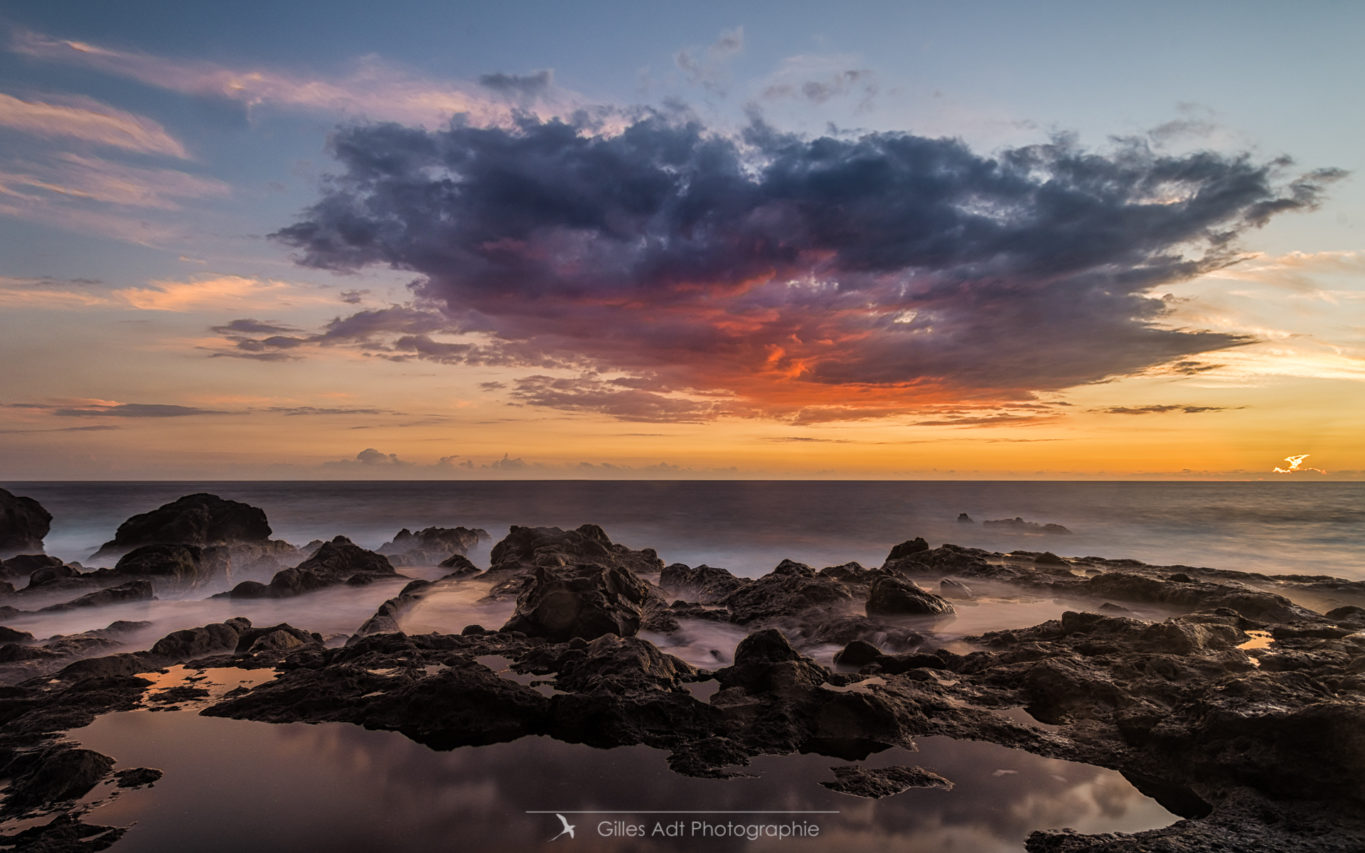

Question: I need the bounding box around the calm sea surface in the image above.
[12,480,1365,580]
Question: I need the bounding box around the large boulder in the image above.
[659,563,747,604]
[721,560,854,625]
[488,524,663,577]
[227,536,395,599]
[94,493,271,558]
[109,543,216,589]
[0,488,51,555]
[39,580,154,612]
[377,526,488,566]
[501,563,662,641]
[1,554,64,580]
[865,575,955,617]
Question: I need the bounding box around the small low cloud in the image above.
[323,448,410,469]
[675,26,744,94]
[488,452,527,470]
[1272,454,1326,475]
[478,70,554,98]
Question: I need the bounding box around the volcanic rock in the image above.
[1,554,63,580]
[660,563,747,604]
[866,576,955,618]
[38,580,154,612]
[227,536,395,599]
[983,517,1072,535]
[0,488,51,556]
[94,492,271,558]
[721,560,854,625]
[501,563,662,641]
[377,526,488,566]
[822,764,953,798]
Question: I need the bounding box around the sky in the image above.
[0,0,1362,480]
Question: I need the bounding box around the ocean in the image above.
[13,479,1365,580]
[6,479,1362,850]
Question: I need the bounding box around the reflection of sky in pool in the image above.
[72,699,1174,852]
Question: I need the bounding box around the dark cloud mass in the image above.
[273,114,1341,421]
[478,70,554,97]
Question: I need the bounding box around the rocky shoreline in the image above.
[1,493,1363,851]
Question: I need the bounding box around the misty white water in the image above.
[14,480,1363,580]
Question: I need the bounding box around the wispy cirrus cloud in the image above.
[674,27,744,95]
[0,153,229,209]
[1094,404,1232,415]
[265,113,1341,423]
[11,29,580,127]
[6,400,226,418]
[0,91,187,157]
[117,274,332,312]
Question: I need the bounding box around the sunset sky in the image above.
[1,1,1361,480]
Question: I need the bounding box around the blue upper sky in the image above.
[1,1,1362,479]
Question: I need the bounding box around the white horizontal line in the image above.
[525,811,839,815]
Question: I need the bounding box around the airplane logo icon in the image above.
[551,813,576,841]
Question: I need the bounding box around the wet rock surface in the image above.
[821,764,953,798]
[4,525,1365,850]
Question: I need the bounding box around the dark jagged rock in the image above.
[114,767,162,788]
[39,580,154,612]
[501,563,663,641]
[817,562,872,583]
[0,813,128,850]
[886,538,930,560]
[26,563,81,590]
[1,746,114,814]
[1035,551,1068,566]
[378,526,489,566]
[660,563,747,604]
[0,626,34,643]
[834,639,884,667]
[721,560,854,625]
[93,492,271,558]
[107,543,219,590]
[235,624,320,654]
[800,614,924,650]
[983,516,1072,535]
[226,536,395,599]
[487,524,663,582]
[1082,572,1311,622]
[0,488,51,555]
[353,580,434,639]
[1,553,63,579]
[957,512,974,523]
[821,764,953,798]
[553,634,697,692]
[149,619,247,659]
[437,554,480,576]
[939,578,974,599]
[866,575,955,617]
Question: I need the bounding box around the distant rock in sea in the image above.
[93,493,273,559]
[982,516,1072,535]
[0,487,52,556]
